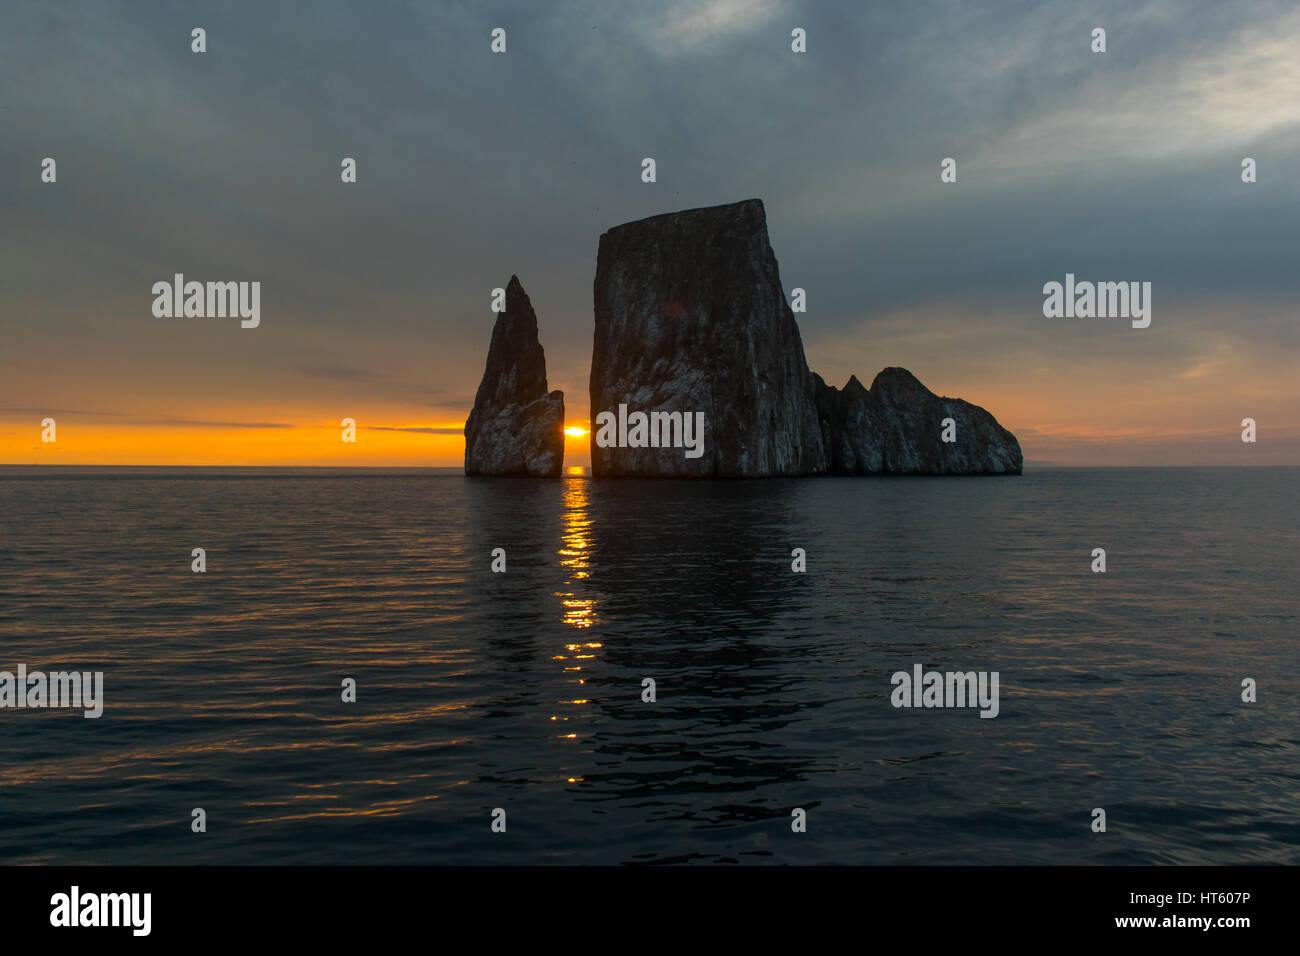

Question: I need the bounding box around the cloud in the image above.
[0,407,115,416]
[132,418,294,429]
[982,7,1300,170]
[632,0,783,53]
[0,408,291,429]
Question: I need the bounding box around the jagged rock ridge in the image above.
[815,368,1023,475]
[590,199,1022,477]
[464,276,565,477]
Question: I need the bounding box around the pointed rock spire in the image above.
[464,276,565,477]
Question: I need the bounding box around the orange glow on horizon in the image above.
[3,392,1297,466]
[0,410,620,468]
[0,419,468,467]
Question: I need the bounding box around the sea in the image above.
[0,466,1296,865]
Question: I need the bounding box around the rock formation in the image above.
[815,368,1023,475]
[590,199,1022,477]
[590,199,825,477]
[464,276,565,477]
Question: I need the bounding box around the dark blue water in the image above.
[0,467,1296,864]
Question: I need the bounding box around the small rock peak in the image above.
[870,367,924,392]
[479,277,546,405]
[464,275,564,478]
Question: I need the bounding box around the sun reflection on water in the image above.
[555,476,597,630]
[552,476,601,745]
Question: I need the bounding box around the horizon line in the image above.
[1,462,1295,471]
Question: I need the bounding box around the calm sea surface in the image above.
[0,466,1296,865]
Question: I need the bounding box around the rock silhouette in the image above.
[816,367,1023,474]
[589,199,1022,477]
[463,276,565,477]
[590,199,825,477]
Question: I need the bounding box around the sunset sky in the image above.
[3,0,1298,467]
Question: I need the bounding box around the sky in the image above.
[2,0,1298,467]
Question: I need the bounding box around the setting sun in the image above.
[564,426,588,437]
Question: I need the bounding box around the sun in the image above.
[564,426,588,437]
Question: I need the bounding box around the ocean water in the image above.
[0,466,1296,865]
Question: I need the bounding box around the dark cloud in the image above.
[0,407,289,428]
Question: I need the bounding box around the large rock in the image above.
[590,199,827,477]
[816,368,1023,475]
[588,198,1022,477]
[464,276,565,477]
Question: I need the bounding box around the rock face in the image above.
[815,368,1023,475]
[590,199,825,477]
[812,372,884,474]
[591,199,1022,477]
[464,276,565,477]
